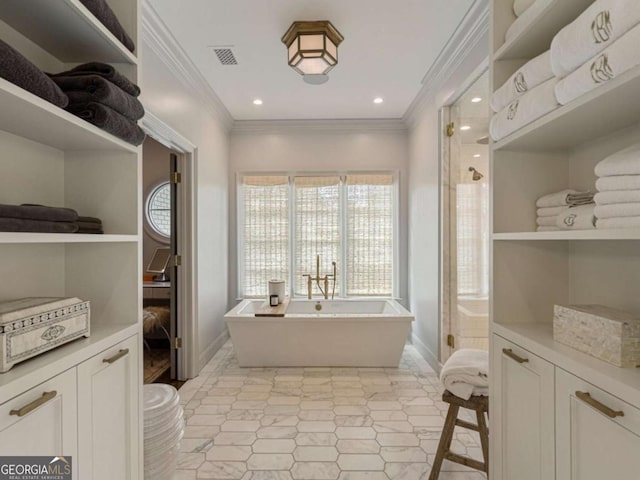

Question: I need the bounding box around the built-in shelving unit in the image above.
[493,230,640,241]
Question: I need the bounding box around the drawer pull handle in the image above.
[10,391,57,417]
[103,348,129,364]
[502,348,529,364]
[576,391,624,418]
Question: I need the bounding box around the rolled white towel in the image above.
[537,215,560,227]
[537,226,562,232]
[551,0,640,77]
[594,202,640,218]
[537,206,567,217]
[491,50,553,112]
[490,78,560,142]
[595,190,640,205]
[514,0,536,17]
[556,204,596,230]
[440,349,488,401]
[505,0,553,42]
[555,23,640,105]
[596,216,640,229]
[594,143,640,177]
[596,175,640,191]
[536,189,579,208]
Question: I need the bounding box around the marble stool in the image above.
[428,390,489,479]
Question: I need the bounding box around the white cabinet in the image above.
[0,368,78,479]
[78,336,140,480]
[556,368,640,480]
[492,334,555,480]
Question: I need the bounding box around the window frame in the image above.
[144,180,171,244]
[237,170,400,299]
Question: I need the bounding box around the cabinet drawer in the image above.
[153,287,171,299]
[556,368,640,480]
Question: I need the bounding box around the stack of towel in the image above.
[440,349,488,400]
[49,62,145,146]
[594,143,640,229]
[536,190,595,231]
[77,216,104,234]
[0,204,104,234]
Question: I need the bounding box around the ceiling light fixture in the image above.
[460,125,471,131]
[253,99,263,105]
[473,154,481,158]
[373,97,384,104]
[471,97,482,103]
[282,20,344,85]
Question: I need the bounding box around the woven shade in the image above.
[457,183,489,296]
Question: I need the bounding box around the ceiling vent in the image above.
[212,47,238,66]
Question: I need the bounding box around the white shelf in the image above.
[493,322,640,408]
[0,0,137,65]
[493,230,640,241]
[493,65,640,152]
[0,233,139,244]
[0,323,139,404]
[494,0,593,60]
[0,78,139,153]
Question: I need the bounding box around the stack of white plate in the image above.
[143,384,184,480]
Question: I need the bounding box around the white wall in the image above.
[228,128,409,307]
[141,40,230,370]
[407,37,488,370]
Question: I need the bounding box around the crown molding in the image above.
[231,118,408,135]
[141,0,234,131]
[403,0,490,128]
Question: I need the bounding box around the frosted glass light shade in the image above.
[282,21,344,77]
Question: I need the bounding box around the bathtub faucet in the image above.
[302,254,337,300]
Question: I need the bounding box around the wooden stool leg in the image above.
[428,404,459,480]
[476,410,490,474]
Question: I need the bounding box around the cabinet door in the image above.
[491,334,555,480]
[0,368,77,479]
[77,335,140,480]
[556,368,640,480]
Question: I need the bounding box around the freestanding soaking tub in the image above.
[224,299,414,367]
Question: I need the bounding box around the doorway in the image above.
[441,70,490,363]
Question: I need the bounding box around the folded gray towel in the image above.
[77,221,104,234]
[67,102,145,146]
[0,218,79,233]
[79,0,135,53]
[0,40,68,108]
[51,75,144,120]
[78,215,102,224]
[0,204,79,222]
[50,63,140,97]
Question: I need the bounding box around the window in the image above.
[456,183,489,297]
[145,181,171,240]
[239,173,396,298]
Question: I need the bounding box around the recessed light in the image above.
[460,125,471,131]
[253,99,263,105]
[373,97,384,104]
[473,154,481,158]
[471,97,482,103]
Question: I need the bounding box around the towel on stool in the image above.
[595,190,640,205]
[492,50,553,112]
[440,349,489,401]
[514,0,536,16]
[0,40,68,108]
[595,202,640,218]
[50,62,140,97]
[556,204,596,229]
[551,0,640,77]
[555,23,640,105]
[79,0,135,53]
[596,216,640,229]
[490,77,559,141]
[596,175,640,191]
[67,102,145,145]
[595,143,640,177]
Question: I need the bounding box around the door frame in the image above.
[141,112,198,380]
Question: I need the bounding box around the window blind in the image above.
[456,183,489,297]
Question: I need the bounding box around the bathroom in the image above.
[2,0,640,479]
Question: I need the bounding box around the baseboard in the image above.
[199,329,229,371]
[412,334,442,374]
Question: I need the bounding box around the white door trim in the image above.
[140,111,198,380]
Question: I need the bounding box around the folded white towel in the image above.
[555,23,640,105]
[492,50,554,112]
[537,215,559,226]
[536,189,579,208]
[490,78,560,141]
[537,206,567,217]
[551,0,640,77]
[537,226,561,232]
[514,0,536,17]
[594,202,640,218]
[596,216,640,229]
[556,204,596,229]
[595,190,640,205]
[440,349,489,401]
[596,175,640,191]
[505,0,553,42]
[594,143,640,177]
